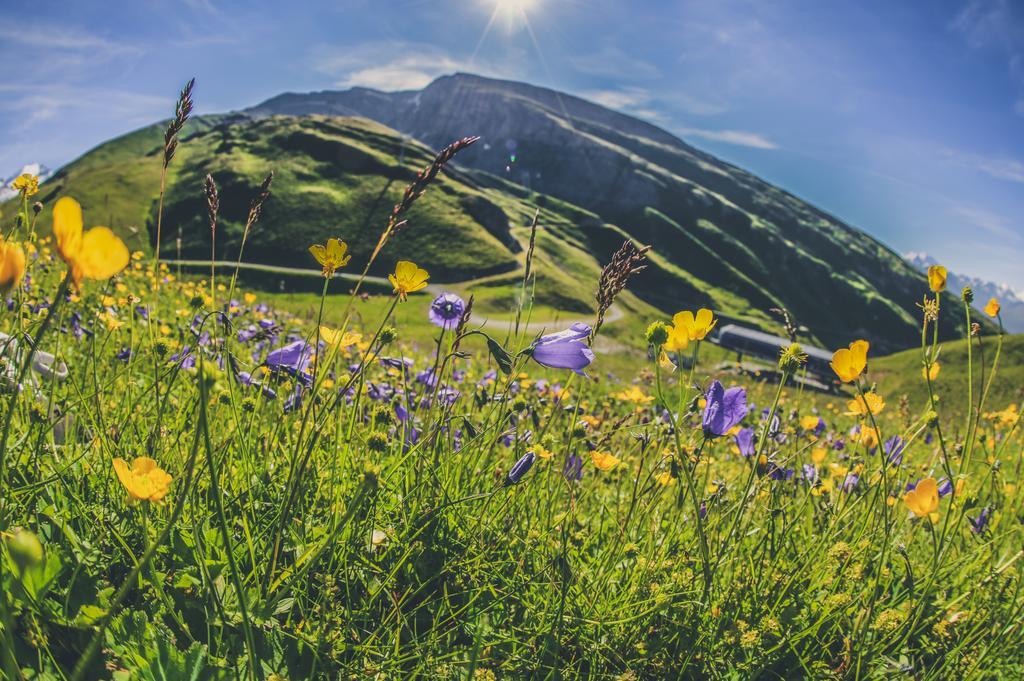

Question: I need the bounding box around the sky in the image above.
[1,0,1022,291]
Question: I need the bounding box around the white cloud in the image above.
[939,147,1024,184]
[676,127,779,150]
[951,0,1024,114]
[578,87,651,111]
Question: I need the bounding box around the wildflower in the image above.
[0,238,26,293]
[319,326,361,349]
[927,265,947,293]
[778,343,807,374]
[984,403,1019,428]
[112,456,173,502]
[266,340,314,385]
[800,415,821,432]
[904,477,939,517]
[564,454,584,481]
[734,427,756,457]
[10,173,39,197]
[530,322,595,376]
[883,435,905,465]
[702,381,748,439]
[846,392,885,417]
[984,298,1000,317]
[969,507,991,534]
[614,385,654,404]
[308,238,351,277]
[506,451,536,485]
[665,308,716,351]
[655,471,675,486]
[645,321,669,347]
[591,450,620,471]
[428,292,465,329]
[923,362,940,381]
[52,197,130,287]
[389,260,429,300]
[830,340,869,383]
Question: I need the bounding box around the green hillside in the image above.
[871,333,1023,419]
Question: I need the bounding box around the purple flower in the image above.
[170,345,196,370]
[802,463,817,482]
[266,341,313,382]
[563,454,584,481]
[969,507,991,534]
[428,292,466,330]
[734,427,756,457]
[884,436,905,465]
[937,478,954,497]
[842,473,860,493]
[116,347,132,363]
[702,381,748,439]
[506,451,536,485]
[530,322,595,376]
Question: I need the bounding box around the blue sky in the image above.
[2,0,1022,290]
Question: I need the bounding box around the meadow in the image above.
[0,107,1022,681]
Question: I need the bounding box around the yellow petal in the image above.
[53,196,84,264]
[75,227,130,281]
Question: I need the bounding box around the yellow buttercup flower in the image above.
[904,477,939,518]
[655,471,676,486]
[10,173,39,197]
[846,392,885,417]
[591,450,621,471]
[319,325,361,349]
[52,197,129,287]
[0,238,26,293]
[922,362,940,381]
[388,260,429,301]
[984,298,1000,317]
[830,340,869,383]
[927,265,947,293]
[800,415,820,431]
[533,445,554,459]
[308,238,351,277]
[811,447,827,464]
[112,456,173,502]
[665,309,716,351]
[613,385,654,404]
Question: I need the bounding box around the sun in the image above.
[489,0,540,31]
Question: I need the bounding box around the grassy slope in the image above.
[871,333,1024,419]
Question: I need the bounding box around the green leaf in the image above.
[485,335,513,375]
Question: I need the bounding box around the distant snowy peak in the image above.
[0,163,53,202]
[903,252,1024,303]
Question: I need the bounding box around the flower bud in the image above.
[644,321,669,347]
[378,326,398,345]
[961,286,974,304]
[778,343,808,374]
[505,451,536,485]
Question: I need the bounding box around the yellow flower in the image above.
[665,309,716,350]
[846,392,885,417]
[927,265,947,293]
[308,238,351,277]
[112,457,173,502]
[319,325,361,349]
[985,404,1019,429]
[857,427,879,449]
[591,451,621,471]
[0,238,26,293]
[388,260,429,300]
[811,447,827,464]
[658,349,677,373]
[10,173,39,197]
[52,197,129,287]
[614,385,654,404]
[800,415,820,431]
[922,362,940,381]
[534,445,555,459]
[243,292,257,304]
[984,298,1000,317]
[830,340,869,383]
[904,477,939,517]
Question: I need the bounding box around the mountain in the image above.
[0,162,52,202]
[904,252,1024,333]
[247,73,984,351]
[1,73,988,351]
